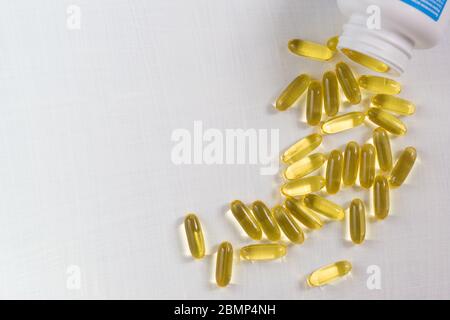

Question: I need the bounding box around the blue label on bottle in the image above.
[402,0,447,21]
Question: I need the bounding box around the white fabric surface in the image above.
[0,0,449,299]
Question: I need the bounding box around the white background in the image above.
[0,0,449,299]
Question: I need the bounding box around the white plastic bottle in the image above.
[337,0,450,75]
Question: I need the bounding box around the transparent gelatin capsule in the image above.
[216,242,233,287]
[282,134,323,165]
[288,39,334,61]
[371,94,416,116]
[275,74,311,111]
[284,153,327,181]
[284,197,323,230]
[321,112,366,135]
[184,214,206,259]
[303,194,345,220]
[251,201,281,241]
[341,48,390,73]
[307,260,352,287]
[358,75,402,95]
[326,149,343,195]
[367,108,407,136]
[389,147,417,187]
[349,199,366,245]
[336,62,361,105]
[343,141,360,186]
[230,200,262,240]
[240,244,287,261]
[323,71,340,116]
[306,81,323,126]
[273,205,305,244]
[281,176,326,197]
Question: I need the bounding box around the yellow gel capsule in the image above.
[374,176,390,220]
[281,176,326,197]
[367,108,407,136]
[216,242,233,287]
[251,201,281,241]
[240,244,287,261]
[373,128,393,172]
[360,144,376,189]
[284,153,327,181]
[288,39,334,61]
[326,150,343,195]
[336,62,361,105]
[327,36,339,52]
[184,214,206,259]
[349,199,366,244]
[371,94,416,115]
[230,200,262,240]
[284,197,323,230]
[341,48,390,73]
[389,147,417,187]
[282,133,323,164]
[306,81,323,126]
[323,71,340,116]
[303,194,345,220]
[358,75,402,95]
[307,260,352,287]
[276,74,311,111]
[343,141,360,186]
[321,112,366,134]
[273,205,304,244]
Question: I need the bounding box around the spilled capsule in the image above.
[273,205,305,244]
[216,242,233,287]
[323,71,340,116]
[327,36,339,52]
[276,74,311,111]
[326,149,343,195]
[306,81,323,126]
[288,39,334,61]
[371,94,416,115]
[374,176,390,220]
[184,214,206,259]
[307,260,352,287]
[349,199,366,245]
[336,62,361,105]
[360,144,376,189]
[282,133,323,164]
[389,147,417,187]
[251,201,281,241]
[230,200,262,240]
[284,153,327,181]
[284,197,323,230]
[343,141,360,186]
[341,48,390,73]
[367,108,407,136]
[373,128,393,172]
[281,176,326,197]
[303,194,345,220]
[240,244,287,261]
[358,75,402,95]
[321,112,366,134]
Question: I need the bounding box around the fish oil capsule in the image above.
[251,201,281,241]
[336,62,361,105]
[326,150,343,195]
[276,74,311,111]
[374,176,390,220]
[373,128,393,172]
[341,48,390,73]
[307,260,352,287]
[282,134,323,164]
[358,76,402,95]
[389,147,417,187]
[306,81,323,126]
[367,108,407,136]
[216,242,233,287]
[327,36,339,52]
[284,153,327,181]
[360,144,376,189]
[321,112,366,135]
[273,205,304,244]
[184,214,206,259]
[281,176,326,197]
[371,94,416,116]
[303,194,345,220]
[240,244,287,261]
[284,197,323,230]
[288,39,334,61]
[349,199,366,244]
[230,200,262,240]
[343,142,360,186]
[322,71,340,116]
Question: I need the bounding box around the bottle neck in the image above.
[338,14,414,75]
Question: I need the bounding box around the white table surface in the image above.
[0,0,449,299]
